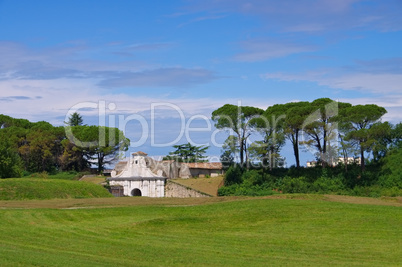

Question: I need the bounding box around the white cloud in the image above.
[0,76,232,125]
[0,42,219,91]
[338,96,402,124]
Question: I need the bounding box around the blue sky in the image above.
[1,0,402,165]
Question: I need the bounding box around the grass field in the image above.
[0,196,401,266]
[79,175,107,185]
[0,178,112,200]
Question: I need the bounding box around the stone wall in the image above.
[165,180,211,198]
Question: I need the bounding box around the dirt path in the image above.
[0,194,400,209]
[323,194,402,207]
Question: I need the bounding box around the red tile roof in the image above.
[132,151,148,156]
[183,162,223,170]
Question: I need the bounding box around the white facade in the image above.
[108,152,166,197]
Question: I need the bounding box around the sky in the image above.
[0,0,401,165]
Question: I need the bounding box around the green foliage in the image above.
[282,101,311,168]
[60,125,130,173]
[338,104,387,172]
[348,185,402,198]
[66,112,84,126]
[223,165,243,186]
[302,99,351,167]
[212,104,263,165]
[279,176,310,193]
[310,176,346,193]
[82,126,130,173]
[379,146,402,188]
[0,178,112,200]
[1,114,129,174]
[218,183,274,196]
[220,135,238,168]
[59,138,90,171]
[0,139,23,178]
[392,122,402,146]
[219,164,402,197]
[164,142,209,163]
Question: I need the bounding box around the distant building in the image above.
[306,161,318,168]
[306,157,361,168]
[337,157,361,165]
[182,162,224,178]
[107,152,166,197]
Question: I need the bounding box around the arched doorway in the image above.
[131,188,142,196]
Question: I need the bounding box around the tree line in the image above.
[212,98,402,197]
[0,113,129,178]
[212,98,401,172]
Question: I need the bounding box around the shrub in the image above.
[0,141,24,178]
[311,177,345,194]
[380,186,402,197]
[279,176,310,193]
[218,183,274,196]
[378,174,402,189]
[241,170,262,186]
[224,165,243,186]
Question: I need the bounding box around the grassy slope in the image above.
[172,176,224,196]
[0,197,401,266]
[79,176,107,184]
[0,178,112,200]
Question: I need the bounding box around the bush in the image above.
[378,174,402,189]
[241,170,263,186]
[380,186,402,197]
[224,165,243,186]
[0,141,24,178]
[311,177,345,194]
[219,164,402,197]
[218,183,274,196]
[351,185,382,198]
[279,176,310,193]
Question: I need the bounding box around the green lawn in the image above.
[0,197,401,266]
[0,178,112,200]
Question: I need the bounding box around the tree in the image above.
[164,142,209,163]
[212,104,263,166]
[224,165,243,186]
[249,106,286,170]
[339,104,387,172]
[370,122,393,162]
[264,102,310,168]
[0,137,23,178]
[59,139,90,171]
[338,132,359,172]
[379,144,402,188]
[301,98,351,167]
[220,135,238,168]
[391,122,402,147]
[68,126,130,173]
[66,112,84,126]
[14,121,64,173]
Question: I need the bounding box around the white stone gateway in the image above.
[108,152,166,197]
